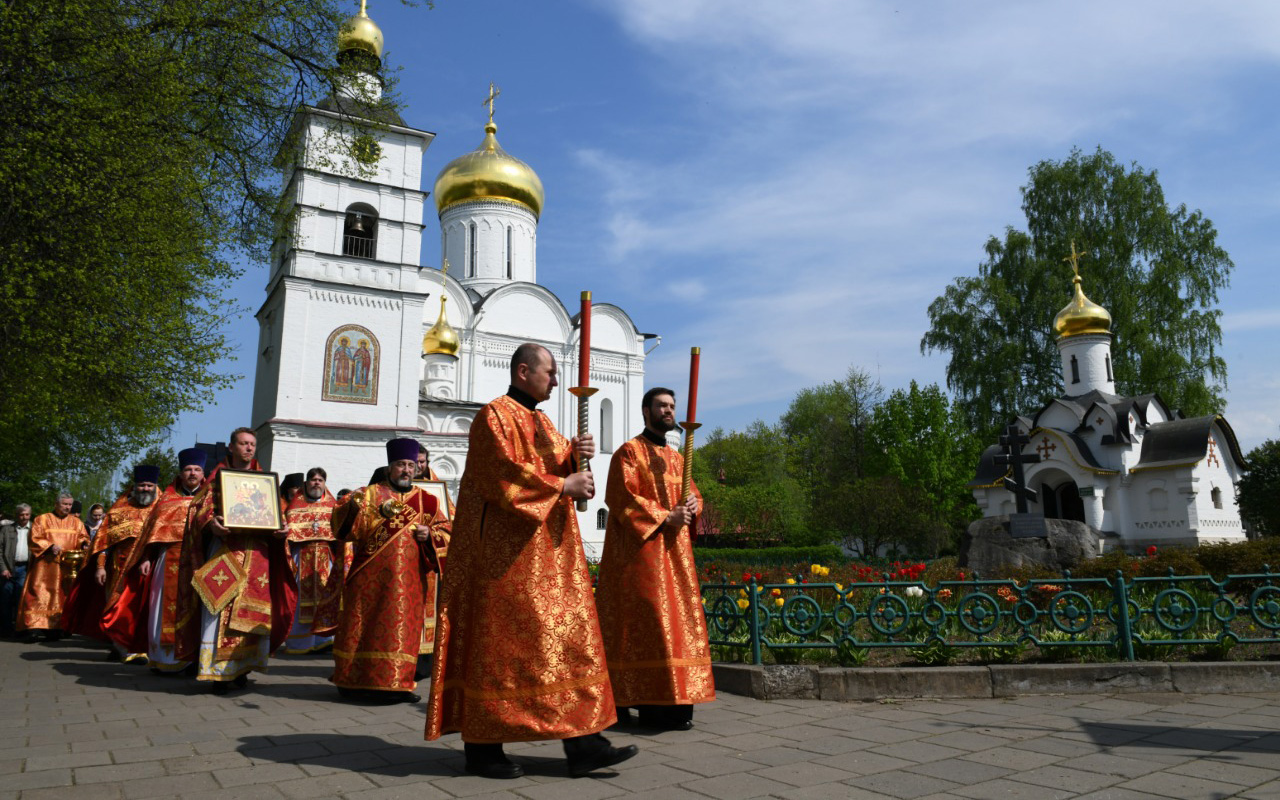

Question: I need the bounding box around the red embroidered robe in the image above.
[596,434,714,708]
[425,394,616,744]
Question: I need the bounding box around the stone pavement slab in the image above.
[3,637,1280,799]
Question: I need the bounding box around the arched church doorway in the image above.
[1036,469,1086,523]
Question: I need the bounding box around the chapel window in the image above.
[469,222,477,277]
[1212,487,1223,510]
[342,204,377,259]
[1070,355,1080,384]
[506,226,513,279]
[1105,355,1113,381]
[600,398,614,453]
[596,508,607,529]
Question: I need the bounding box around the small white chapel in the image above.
[968,254,1248,550]
[249,4,653,556]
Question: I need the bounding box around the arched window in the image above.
[600,398,614,453]
[342,204,377,259]
[506,225,513,279]
[1105,355,1113,381]
[596,508,607,529]
[1070,355,1080,384]
[468,222,477,277]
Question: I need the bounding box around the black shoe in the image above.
[565,735,638,778]
[389,692,421,704]
[464,744,523,779]
[636,711,694,731]
[104,650,122,662]
[232,673,249,689]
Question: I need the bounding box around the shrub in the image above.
[693,544,844,566]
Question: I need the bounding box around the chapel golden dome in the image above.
[337,0,383,60]
[1053,272,1112,339]
[433,121,545,219]
[422,294,460,357]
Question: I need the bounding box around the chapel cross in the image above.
[1207,436,1220,467]
[482,82,501,124]
[1064,240,1086,278]
[1037,437,1057,460]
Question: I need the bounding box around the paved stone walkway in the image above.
[4,637,1280,799]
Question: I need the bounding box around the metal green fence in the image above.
[701,569,1280,665]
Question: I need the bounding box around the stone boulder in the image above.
[959,515,1100,576]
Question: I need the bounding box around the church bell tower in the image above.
[249,1,437,491]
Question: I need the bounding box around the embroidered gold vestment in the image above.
[103,483,198,652]
[425,394,616,744]
[17,512,88,631]
[330,482,447,692]
[596,435,715,708]
[285,492,342,637]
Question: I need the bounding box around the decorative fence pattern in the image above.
[700,569,1280,665]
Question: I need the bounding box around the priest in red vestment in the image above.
[596,387,714,731]
[174,427,297,693]
[331,439,449,703]
[103,448,207,672]
[425,343,637,780]
[283,467,342,654]
[64,465,160,659]
[17,493,89,639]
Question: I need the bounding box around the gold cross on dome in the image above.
[482,83,501,124]
[1064,240,1086,279]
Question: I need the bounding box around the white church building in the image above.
[249,5,653,556]
[969,261,1248,550]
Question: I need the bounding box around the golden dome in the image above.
[338,1,383,60]
[433,122,544,219]
[1053,273,1112,339]
[422,293,460,357]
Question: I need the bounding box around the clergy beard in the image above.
[649,417,677,434]
[132,488,157,507]
[304,487,324,501]
[389,474,412,492]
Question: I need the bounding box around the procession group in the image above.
[0,343,712,779]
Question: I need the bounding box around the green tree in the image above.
[866,381,982,532]
[0,0,411,511]
[780,367,882,538]
[829,477,950,560]
[115,446,180,498]
[921,147,1233,437]
[1238,438,1280,537]
[693,422,809,546]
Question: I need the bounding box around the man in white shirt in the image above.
[0,504,32,637]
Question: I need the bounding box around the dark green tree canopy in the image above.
[0,0,409,509]
[922,147,1233,437]
[1238,438,1280,537]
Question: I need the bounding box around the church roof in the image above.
[1132,415,1248,472]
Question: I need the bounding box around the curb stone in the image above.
[712,660,1280,700]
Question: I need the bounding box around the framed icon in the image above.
[413,479,453,520]
[217,469,283,531]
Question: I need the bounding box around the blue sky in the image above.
[169,0,1280,457]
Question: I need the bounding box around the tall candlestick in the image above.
[686,346,700,424]
[680,346,702,502]
[578,290,592,388]
[568,290,598,512]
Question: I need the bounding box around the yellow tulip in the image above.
[786,578,796,585]
[737,598,750,610]
[775,598,785,607]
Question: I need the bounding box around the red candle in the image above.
[686,346,700,423]
[578,290,592,388]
